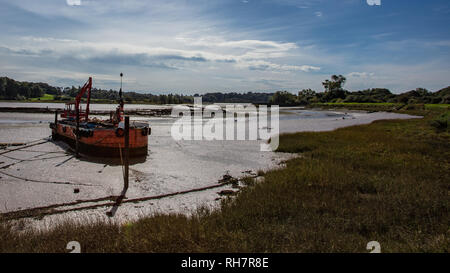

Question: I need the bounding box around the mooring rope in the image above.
[5,149,68,154]
[0,175,256,220]
[118,143,125,181]
[0,153,70,162]
[0,169,99,187]
[0,147,54,169]
[13,136,51,146]
[0,139,50,156]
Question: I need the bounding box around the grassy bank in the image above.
[28,93,55,101]
[0,107,448,253]
[311,102,450,113]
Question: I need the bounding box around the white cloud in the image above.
[347,72,375,78]
[240,60,320,72]
[179,37,298,51]
[66,0,81,6]
[352,62,450,92]
[0,0,326,92]
[2,0,447,93]
[1,36,319,74]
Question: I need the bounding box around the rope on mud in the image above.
[118,143,125,181]
[0,169,99,187]
[0,139,50,156]
[0,195,119,220]
[5,149,68,154]
[0,136,51,149]
[0,136,99,192]
[25,136,52,145]
[0,176,257,220]
[0,153,70,162]
[0,147,57,169]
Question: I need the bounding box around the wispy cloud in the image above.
[0,0,449,93]
[0,35,319,73]
[66,0,81,6]
[347,72,375,78]
[243,60,320,72]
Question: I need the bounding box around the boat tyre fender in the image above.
[62,126,66,133]
[116,127,124,137]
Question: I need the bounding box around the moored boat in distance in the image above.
[50,74,150,158]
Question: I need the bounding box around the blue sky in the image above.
[0,0,449,94]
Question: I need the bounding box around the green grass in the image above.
[319,102,399,106]
[425,104,450,109]
[0,108,449,253]
[29,93,55,101]
[312,102,449,113]
[311,102,404,113]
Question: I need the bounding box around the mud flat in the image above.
[0,109,420,230]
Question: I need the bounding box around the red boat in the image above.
[50,75,150,158]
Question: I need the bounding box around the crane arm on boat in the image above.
[61,77,92,122]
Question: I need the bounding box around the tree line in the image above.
[273,75,449,106]
[0,77,194,104]
[0,77,60,100]
[1,76,449,105]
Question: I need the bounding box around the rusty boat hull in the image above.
[50,120,150,158]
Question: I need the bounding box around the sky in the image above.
[0,0,449,94]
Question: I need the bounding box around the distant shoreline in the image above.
[0,99,172,105]
[0,106,172,116]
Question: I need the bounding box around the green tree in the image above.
[5,78,19,99]
[297,89,317,105]
[321,75,347,102]
[270,91,297,106]
[31,85,44,98]
[322,75,346,92]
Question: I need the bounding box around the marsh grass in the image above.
[1,107,448,252]
[313,102,449,113]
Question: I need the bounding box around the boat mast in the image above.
[119,72,123,103]
[118,73,124,122]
